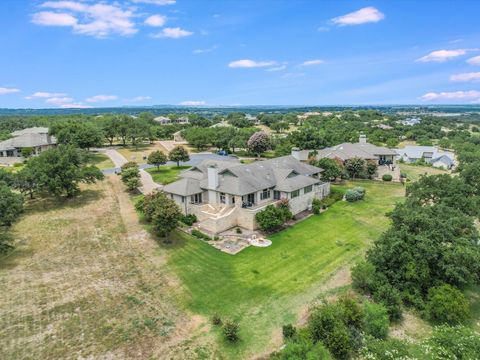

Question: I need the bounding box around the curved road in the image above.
[101,149,239,194]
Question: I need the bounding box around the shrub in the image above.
[211,313,222,326]
[223,320,240,342]
[255,204,291,232]
[0,184,24,226]
[191,229,211,241]
[426,284,469,325]
[352,187,365,198]
[272,338,332,360]
[373,284,403,322]
[382,174,393,182]
[351,261,378,294]
[180,214,197,226]
[345,188,365,202]
[282,324,296,340]
[363,301,389,339]
[121,161,138,171]
[312,198,322,214]
[426,325,480,359]
[308,303,354,359]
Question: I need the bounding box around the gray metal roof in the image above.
[0,133,56,151]
[162,177,203,196]
[11,127,49,136]
[165,155,324,196]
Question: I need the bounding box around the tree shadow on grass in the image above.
[24,189,104,215]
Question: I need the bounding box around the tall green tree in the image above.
[141,192,181,239]
[169,146,189,167]
[0,184,23,226]
[24,145,104,198]
[147,150,168,170]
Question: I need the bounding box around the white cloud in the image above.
[193,45,218,54]
[124,96,152,102]
[152,27,193,38]
[449,72,480,82]
[317,26,330,32]
[300,59,325,66]
[266,65,287,72]
[33,1,137,38]
[281,72,305,79]
[131,0,176,5]
[144,14,166,27]
[416,49,469,62]
[179,100,206,106]
[467,55,480,65]
[332,7,385,26]
[85,94,118,103]
[420,90,480,102]
[0,87,20,95]
[59,103,92,108]
[45,96,74,105]
[228,59,277,68]
[25,91,67,99]
[32,11,77,26]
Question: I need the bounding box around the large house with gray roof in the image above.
[395,145,455,169]
[292,135,398,166]
[0,127,56,164]
[163,156,330,233]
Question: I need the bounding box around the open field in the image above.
[165,180,405,358]
[0,177,208,360]
[399,163,448,182]
[116,143,168,164]
[88,152,114,170]
[146,165,190,184]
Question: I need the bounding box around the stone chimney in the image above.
[359,134,367,144]
[207,165,219,190]
[291,147,301,160]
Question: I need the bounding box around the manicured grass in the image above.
[145,165,191,184]
[399,163,448,182]
[88,152,114,170]
[165,180,405,358]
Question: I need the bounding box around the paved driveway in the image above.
[102,153,240,175]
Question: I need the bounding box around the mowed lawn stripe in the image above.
[166,181,405,357]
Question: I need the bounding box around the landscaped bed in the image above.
[165,180,406,358]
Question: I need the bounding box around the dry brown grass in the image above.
[0,177,213,360]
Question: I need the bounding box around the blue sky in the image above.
[1,0,480,108]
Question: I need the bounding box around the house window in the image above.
[220,193,226,204]
[260,189,271,200]
[191,193,202,204]
[274,191,281,200]
[181,196,185,203]
[291,190,300,198]
[304,185,313,194]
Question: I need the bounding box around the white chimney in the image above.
[359,134,367,144]
[207,165,219,190]
[291,147,301,160]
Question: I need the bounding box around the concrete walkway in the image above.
[103,148,161,194]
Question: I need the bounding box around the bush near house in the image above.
[191,229,211,241]
[180,214,197,226]
[345,187,366,202]
[255,203,292,233]
[382,174,393,182]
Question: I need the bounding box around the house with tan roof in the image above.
[163,156,330,233]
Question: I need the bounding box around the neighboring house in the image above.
[395,146,455,169]
[154,116,189,125]
[163,156,330,233]
[401,117,421,126]
[245,114,259,123]
[293,135,398,166]
[0,127,56,164]
[376,124,393,130]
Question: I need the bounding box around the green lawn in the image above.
[88,152,114,170]
[399,163,448,182]
[145,165,190,184]
[164,181,405,357]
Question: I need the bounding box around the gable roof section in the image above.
[163,178,202,196]
[0,133,56,151]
